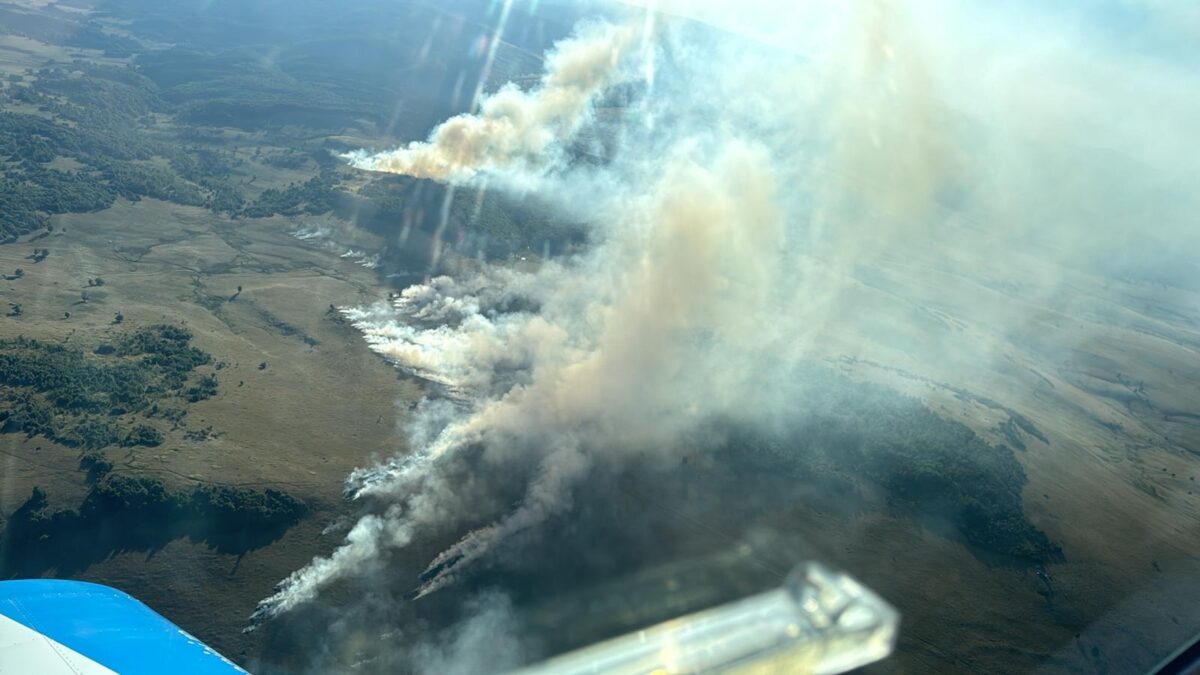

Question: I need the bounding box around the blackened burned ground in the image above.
[257,369,1066,673]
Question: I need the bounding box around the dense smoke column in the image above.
[344,21,642,182]
[254,0,1200,641]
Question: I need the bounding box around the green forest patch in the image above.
[0,324,218,449]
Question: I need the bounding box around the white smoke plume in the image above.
[250,510,408,620]
[254,136,786,620]
[254,0,1200,647]
[292,224,381,269]
[344,20,643,182]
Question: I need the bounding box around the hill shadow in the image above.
[0,476,307,578]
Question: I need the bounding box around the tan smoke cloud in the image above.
[252,138,785,618]
[345,21,642,182]
[255,0,1200,629]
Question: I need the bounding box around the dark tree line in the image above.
[0,476,307,576]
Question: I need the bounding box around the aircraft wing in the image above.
[0,580,245,675]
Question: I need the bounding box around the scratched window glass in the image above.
[0,1,1197,674]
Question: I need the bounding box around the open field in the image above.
[0,196,418,660]
[809,237,1200,673]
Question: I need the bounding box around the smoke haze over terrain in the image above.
[252,0,1200,670]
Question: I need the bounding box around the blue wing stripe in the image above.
[0,580,246,674]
